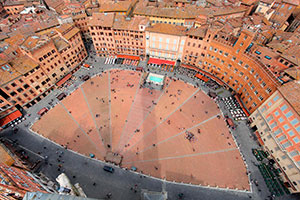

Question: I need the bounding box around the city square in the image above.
[31,69,249,190]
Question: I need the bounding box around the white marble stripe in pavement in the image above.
[108,71,112,147]
[123,88,201,154]
[116,73,144,152]
[123,147,237,164]
[59,101,105,158]
[80,86,106,150]
[126,114,219,161]
[119,79,173,153]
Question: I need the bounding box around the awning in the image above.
[117,54,140,60]
[234,95,250,116]
[83,64,90,68]
[0,110,22,127]
[148,58,175,66]
[195,73,209,82]
[56,74,72,87]
[181,64,200,71]
[255,131,264,146]
[181,64,224,86]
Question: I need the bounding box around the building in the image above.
[89,13,149,58]
[0,163,56,198]
[3,1,24,15]
[269,0,299,28]
[181,24,221,67]
[250,81,300,193]
[133,2,204,27]
[145,23,186,61]
[202,29,281,113]
[255,0,275,16]
[0,24,87,119]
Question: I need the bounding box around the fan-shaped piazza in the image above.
[31,69,249,190]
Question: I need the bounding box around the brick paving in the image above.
[31,69,250,191]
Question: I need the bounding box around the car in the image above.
[103,165,114,173]
[57,93,66,101]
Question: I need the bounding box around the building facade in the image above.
[89,13,148,58]
[0,24,87,118]
[145,23,186,61]
[250,81,300,193]
[202,29,281,113]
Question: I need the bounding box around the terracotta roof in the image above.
[0,62,22,86]
[278,80,300,115]
[260,0,274,4]
[0,145,14,166]
[10,55,38,75]
[89,12,115,27]
[98,1,132,13]
[53,36,69,52]
[240,0,258,5]
[3,0,25,6]
[113,15,149,31]
[146,23,186,36]
[72,12,87,20]
[56,24,80,40]
[134,4,208,19]
[213,7,247,16]
[282,0,299,6]
[186,26,208,38]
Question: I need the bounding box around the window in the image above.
[285,111,293,118]
[287,164,294,169]
[16,88,23,93]
[291,119,299,126]
[277,135,286,142]
[288,130,295,137]
[11,83,16,87]
[244,64,249,69]
[268,102,272,107]
[283,124,290,130]
[282,141,292,149]
[278,117,284,123]
[280,105,288,112]
[273,128,282,136]
[275,111,279,116]
[290,150,298,157]
[273,95,279,102]
[270,122,277,129]
[293,137,300,144]
[10,92,17,96]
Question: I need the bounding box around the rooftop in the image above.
[113,15,149,31]
[278,80,300,116]
[134,4,208,19]
[89,12,115,27]
[186,26,208,38]
[98,0,133,13]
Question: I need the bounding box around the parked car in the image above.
[103,166,114,173]
[57,93,66,101]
